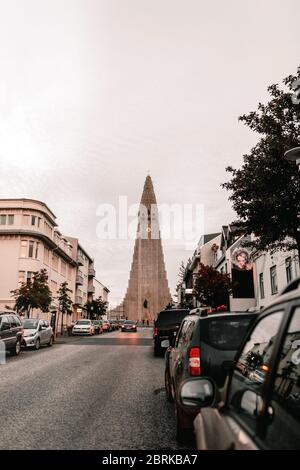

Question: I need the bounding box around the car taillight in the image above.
[153,327,158,337]
[189,347,201,376]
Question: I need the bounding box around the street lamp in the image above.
[284,147,300,171]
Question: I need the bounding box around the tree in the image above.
[194,263,236,308]
[11,269,52,318]
[85,296,108,319]
[222,69,300,264]
[57,282,73,335]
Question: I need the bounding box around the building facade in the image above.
[0,199,109,330]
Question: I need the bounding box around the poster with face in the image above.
[231,246,255,299]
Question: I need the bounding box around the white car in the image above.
[22,319,54,350]
[72,320,95,336]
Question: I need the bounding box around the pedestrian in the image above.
[146,319,149,326]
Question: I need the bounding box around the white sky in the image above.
[0,0,299,306]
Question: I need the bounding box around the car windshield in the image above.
[22,319,39,329]
[155,310,189,326]
[207,316,254,351]
[124,321,134,324]
[75,321,90,325]
[92,321,98,324]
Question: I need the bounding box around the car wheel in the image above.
[35,338,41,350]
[165,369,173,402]
[48,336,54,347]
[11,338,21,356]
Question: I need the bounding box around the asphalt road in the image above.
[0,328,194,450]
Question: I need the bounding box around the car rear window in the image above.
[155,310,189,326]
[206,316,255,351]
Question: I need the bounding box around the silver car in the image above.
[22,319,54,350]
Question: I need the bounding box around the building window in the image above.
[28,241,34,258]
[44,247,50,265]
[68,265,72,281]
[220,267,224,274]
[20,240,27,258]
[18,271,25,286]
[22,214,30,225]
[259,273,265,299]
[270,266,278,295]
[52,253,59,271]
[285,257,293,283]
[31,215,36,226]
[8,215,14,225]
[51,280,58,295]
[61,260,67,277]
[37,217,41,228]
[0,214,6,225]
[26,271,34,284]
[35,242,39,259]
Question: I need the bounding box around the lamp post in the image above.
[284,147,300,171]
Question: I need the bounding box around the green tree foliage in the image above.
[57,281,73,335]
[222,69,300,261]
[194,263,235,308]
[85,296,108,319]
[11,269,52,318]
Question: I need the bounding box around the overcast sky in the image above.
[0,0,299,307]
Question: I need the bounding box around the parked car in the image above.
[121,320,137,332]
[22,318,54,349]
[92,320,102,334]
[72,319,95,336]
[153,308,190,356]
[164,308,258,442]
[102,321,110,332]
[179,277,300,450]
[0,311,23,356]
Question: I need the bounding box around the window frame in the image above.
[270,266,278,295]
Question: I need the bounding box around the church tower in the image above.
[122,176,171,323]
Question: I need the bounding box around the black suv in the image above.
[164,308,258,442]
[179,278,300,450]
[153,308,190,356]
[0,311,24,356]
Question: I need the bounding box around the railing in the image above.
[88,267,96,277]
[76,274,83,285]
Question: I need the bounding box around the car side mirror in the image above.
[38,325,43,331]
[179,377,216,408]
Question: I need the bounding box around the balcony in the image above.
[87,284,95,294]
[75,296,83,305]
[77,253,84,266]
[88,267,96,277]
[76,274,83,285]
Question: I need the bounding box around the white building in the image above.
[253,247,299,309]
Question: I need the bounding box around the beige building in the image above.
[0,199,109,330]
[0,199,76,326]
[65,236,97,320]
[94,278,109,304]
